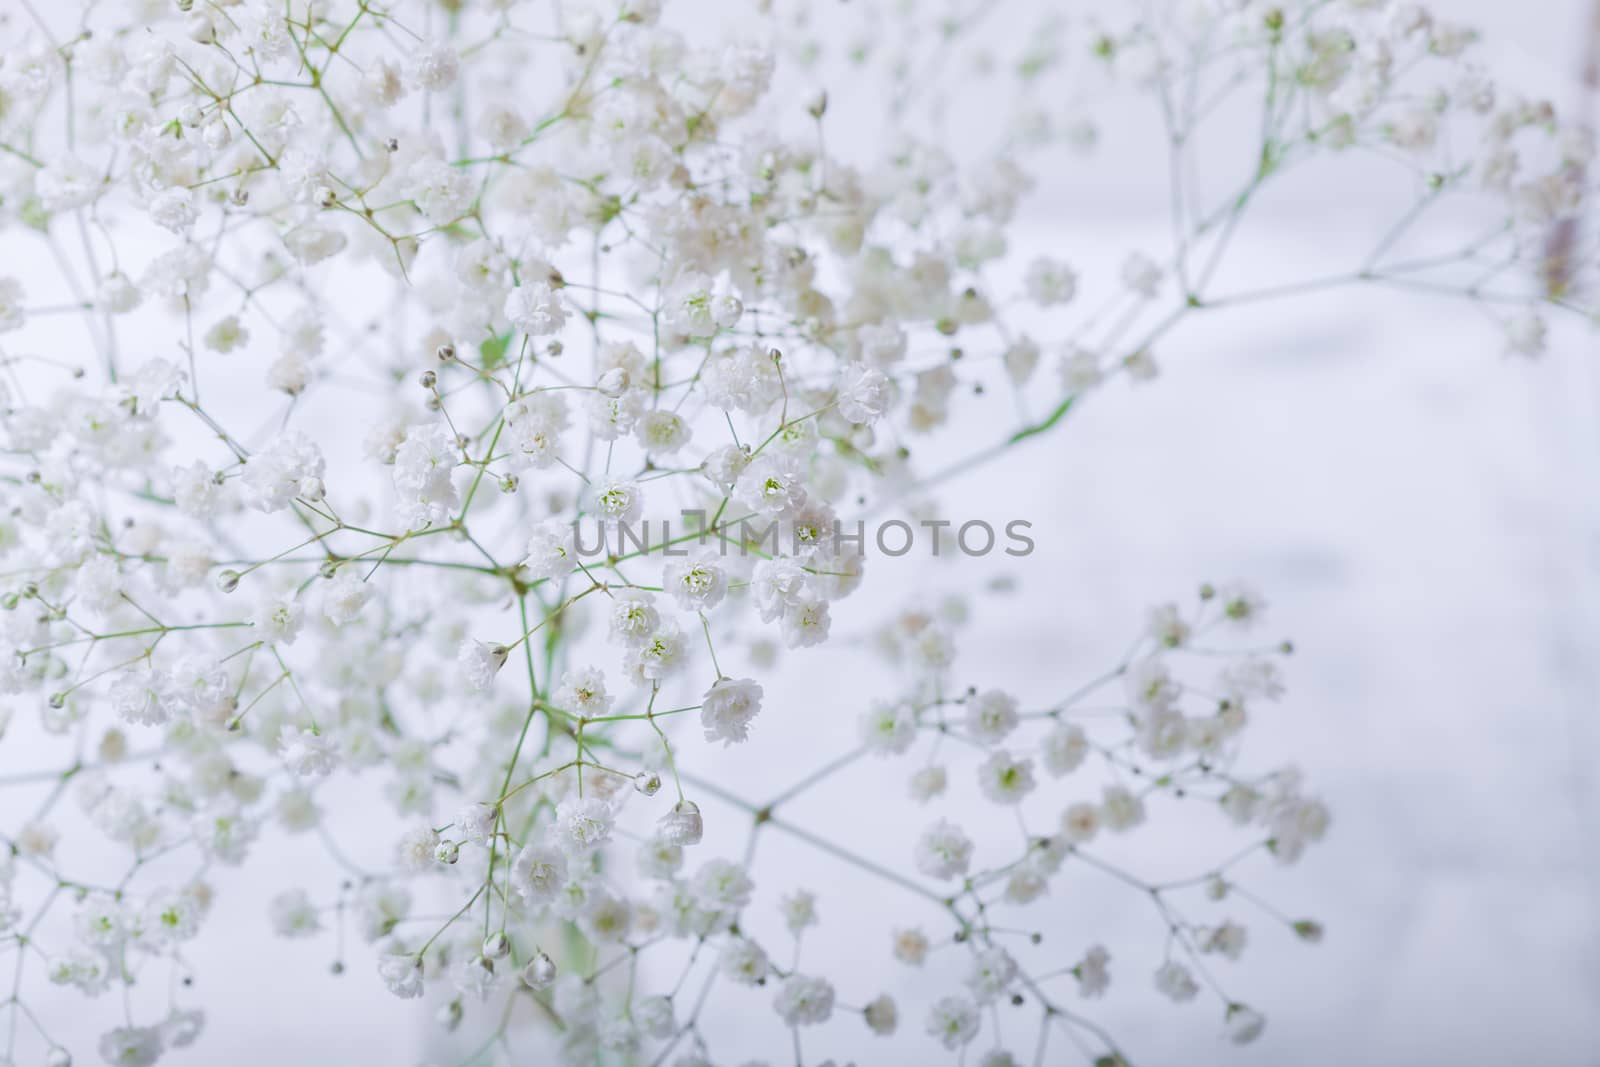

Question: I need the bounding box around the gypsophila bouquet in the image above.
[0,0,1591,1064]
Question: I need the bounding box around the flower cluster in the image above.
[0,0,1589,1064]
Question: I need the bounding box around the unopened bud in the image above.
[521,950,556,989]
[655,800,703,847]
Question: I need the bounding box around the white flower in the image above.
[406,39,459,91]
[269,889,321,938]
[664,554,726,612]
[892,927,929,966]
[523,519,580,580]
[780,596,831,649]
[909,765,947,801]
[554,797,613,854]
[552,666,612,717]
[607,591,660,645]
[965,947,1018,1003]
[280,728,339,778]
[978,750,1036,804]
[631,623,686,680]
[392,422,460,529]
[661,273,720,337]
[864,994,898,1035]
[1226,1004,1266,1045]
[172,461,219,518]
[1146,601,1191,647]
[357,885,411,942]
[593,479,642,525]
[1003,337,1040,384]
[719,938,768,985]
[1101,785,1146,832]
[1075,945,1111,997]
[458,640,509,691]
[751,557,810,622]
[510,844,568,905]
[700,677,763,745]
[1203,920,1249,960]
[634,994,674,1038]
[739,448,813,513]
[1209,583,1264,630]
[1024,257,1078,304]
[1061,801,1100,844]
[251,592,305,645]
[860,701,916,755]
[772,974,834,1026]
[1060,344,1103,391]
[98,1026,164,1067]
[635,410,692,455]
[242,433,326,513]
[110,670,170,727]
[779,889,817,933]
[398,827,440,872]
[1121,251,1163,297]
[453,954,498,1001]
[966,689,1018,744]
[1506,312,1547,357]
[0,278,24,333]
[1155,960,1199,1002]
[1042,723,1089,775]
[378,954,424,999]
[321,570,372,625]
[835,362,891,424]
[690,858,753,911]
[1126,656,1179,714]
[504,282,567,336]
[75,556,123,614]
[194,813,258,865]
[284,225,348,265]
[924,995,979,1049]
[914,819,973,880]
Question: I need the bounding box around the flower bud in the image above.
[521,949,556,989]
[863,994,897,1035]
[655,800,703,847]
[482,931,510,959]
[186,13,214,42]
[633,771,661,797]
[434,841,460,865]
